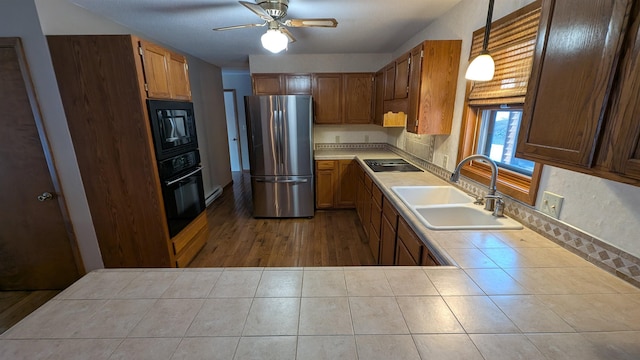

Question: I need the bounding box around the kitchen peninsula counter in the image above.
[1,265,638,359]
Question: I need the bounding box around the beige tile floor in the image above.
[1,253,639,360]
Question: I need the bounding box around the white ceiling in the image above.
[70,0,462,69]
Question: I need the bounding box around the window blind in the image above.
[468,1,542,106]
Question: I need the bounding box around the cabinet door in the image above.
[406,44,423,133]
[344,73,373,124]
[602,4,640,181]
[315,161,336,209]
[168,52,191,101]
[312,74,343,124]
[368,222,380,263]
[380,214,396,265]
[336,160,357,208]
[394,52,410,99]
[373,70,385,126]
[383,63,396,101]
[517,0,632,167]
[396,239,418,266]
[252,74,283,95]
[139,41,171,99]
[396,218,422,265]
[285,74,311,95]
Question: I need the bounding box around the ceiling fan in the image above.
[213,0,338,53]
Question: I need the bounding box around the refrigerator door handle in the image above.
[255,178,309,184]
[278,110,284,171]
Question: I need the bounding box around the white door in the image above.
[224,90,242,171]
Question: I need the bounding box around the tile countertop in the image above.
[2,267,638,359]
[1,149,639,359]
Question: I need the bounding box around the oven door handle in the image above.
[165,166,203,186]
[255,178,308,184]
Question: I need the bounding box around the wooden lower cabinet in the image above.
[368,185,383,262]
[396,218,423,266]
[315,159,357,209]
[380,197,398,265]
[172,212,208,267]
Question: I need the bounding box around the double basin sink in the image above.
[391,186,522,230]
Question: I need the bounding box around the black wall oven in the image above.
[148,100,206,237]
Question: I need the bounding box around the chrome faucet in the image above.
[450,154,499,212]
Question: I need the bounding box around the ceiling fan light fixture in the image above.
[261,29,288,53]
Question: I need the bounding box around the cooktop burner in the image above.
[363,159,423,172]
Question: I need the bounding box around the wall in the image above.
[222,70,252,171]
[390,0,640,259]
[188,57,233,194]
[0,0,103,270]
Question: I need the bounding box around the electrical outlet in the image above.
[335,135,340,143]
[541,191,564,219]
[443,155,449,169]
[364,135,369,143]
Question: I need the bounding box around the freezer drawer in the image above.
[251,176,314,218]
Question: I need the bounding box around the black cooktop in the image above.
[363,159,423,172]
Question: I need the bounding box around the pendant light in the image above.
[465,0,495,81]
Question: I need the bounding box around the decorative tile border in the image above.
[314,143,386,150]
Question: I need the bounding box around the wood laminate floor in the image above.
[0,290,58,334]
[189,171,376,267]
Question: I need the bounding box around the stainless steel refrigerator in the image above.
[245,95,314,218]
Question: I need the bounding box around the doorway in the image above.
[224,89,243,171]
[0,38,82,290]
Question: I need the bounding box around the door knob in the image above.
[37,192,53,202]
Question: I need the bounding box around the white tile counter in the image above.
[1,267,638,359]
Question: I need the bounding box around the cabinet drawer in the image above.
[397,218,422,263]
[371,183,383,207]
[421,249,440,266]
[172,212,208,266]
[382,196,398,228]
[316,160,336,170]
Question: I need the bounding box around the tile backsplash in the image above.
[316,142,640,288]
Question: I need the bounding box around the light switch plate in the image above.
[541,191,563,219]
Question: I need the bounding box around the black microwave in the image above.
[147,100,198,160]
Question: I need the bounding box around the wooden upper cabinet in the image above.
[394,52,410,99]
[252,73,311,95]
[139,41,172,99]
[252,74,283,95]
[168,52,191,101]
[604,3,640,181]
[373,70,385,126]
[139,40,191,101]
[517,0,632,168]
[285,74,311,95]
[312,73,343,124]
[406,40,461,135]
[383,63,396,100]
[343,73,373,124]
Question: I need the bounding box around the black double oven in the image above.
[148,100,205,237]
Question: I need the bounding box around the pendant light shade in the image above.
[261,29,288,53]
[465,0,496,81]
[465,52,495,81]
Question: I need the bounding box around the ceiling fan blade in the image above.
[280,27,297,43]
[213,23,265,31]
[239,1,274,21]
[284,18,338,28]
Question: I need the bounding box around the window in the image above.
[457,1,542,205]
[477,108,535,176]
